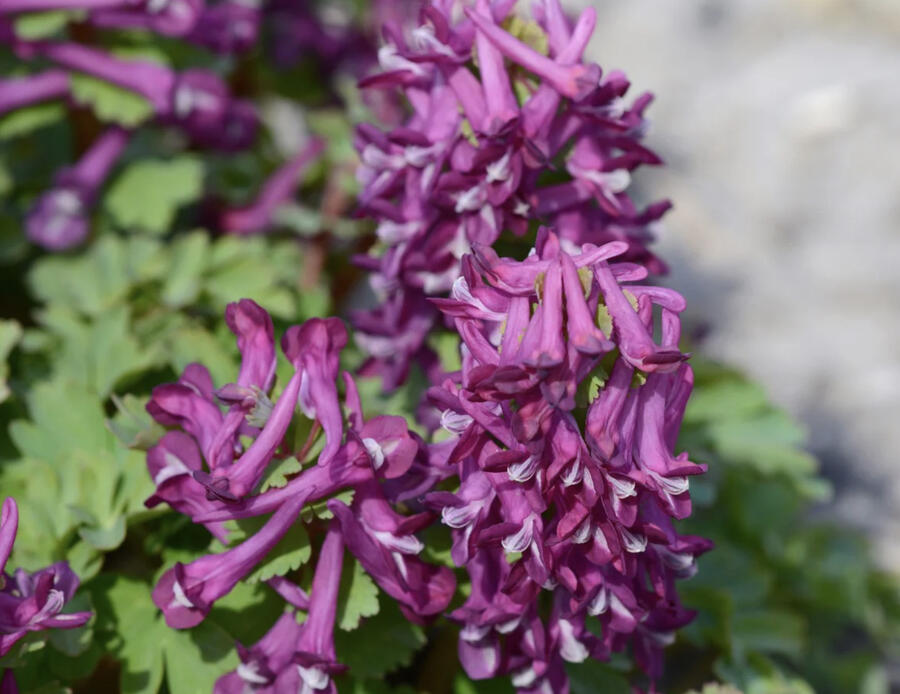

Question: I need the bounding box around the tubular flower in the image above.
[26,126,129,250]
[0,498,92,661]
[152,489,312,629]
[427,229,710,691]
[352,0,670,387]
[146,301,353,504]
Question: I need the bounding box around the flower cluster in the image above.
[0,0,396,250]
[135,3,708,692]
[145,299,455,692]
[428,229,711,690]
[352,0,670,389]
[0,498,91,691]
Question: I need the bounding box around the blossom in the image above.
[214,612,303,694]
[328,479,455,623]
[152,489,312,628]
[352,0,670,387]
[425,229,709,690]
[26,126,129,250]
[28,43,257,150]
[220,139,325,235]
[0,70,68,116]
[0,498,92,658]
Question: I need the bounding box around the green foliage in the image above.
[105,158,205,234]
[335,601,426,679]
[0,103,66,140]
[0,319,22,402]
[336,559,380,631]
[667,358,900,694]
[13,11,80,40]
[230,516,312,583]
[70,73,154,126]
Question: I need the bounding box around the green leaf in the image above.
[334,601,426,678]
[166,325,236,387]
[105,157,204,233]
[0,102,66,140]
[163,619,238,694]
[70,72,153,127]
[78,515,127,551]
[0,319,22,403]
[38,305,160,397]
[567,659,632,694]
[13,10,80,39]
[107,393,166,451]
[746,676,815,694]
[687,685,744,694]
[89,576,165,694]
[732,610,805,659]
[336,560,380,631]
[258,456,303,493]
[231,517,311,583]
[161,232,210,307]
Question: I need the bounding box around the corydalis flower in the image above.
[0,498,91,658]
[0,0,203,36]
[152,489,312,628]
[147,300,349,504]
[353,0,670,388]
[428,229,709,690]
[0,70,68,116]
[213,525,346,694]
[27,43,257,150]
[26,126,129,250]
[220,138,325,235]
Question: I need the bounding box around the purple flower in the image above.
[220,139,325,235]
[328,480,455,624]
[188,1,260,55]
[0,499,91,658]
[33,43,257,150]
[152,489,312,629]
[90,0,204,37]
[352,0,670,387]
[422,229,708,690]
[145,432,230,541]
[26,126,129,250]
[290,521,346,694]
[0,70,68,116]
[214,612,303,694]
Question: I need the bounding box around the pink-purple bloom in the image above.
[0,497,92,686]
[352,0,670,388]
[26,126,129,250]
[423,228,709,691]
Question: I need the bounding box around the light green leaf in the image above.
[105,157,204,233]
[161,232,210,307]
[107,393,166,451]
[37,304,160,397]
[0,319,23,403]
[687,685,744,694]
[231,518,311,584]
[14,10,80,39]
[70,73,153,127]
[258,456,303,493]
[0,102,66,140]
[337,560,380,631]
[163,619,238,694]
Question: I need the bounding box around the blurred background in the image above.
[571,0,900,567]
